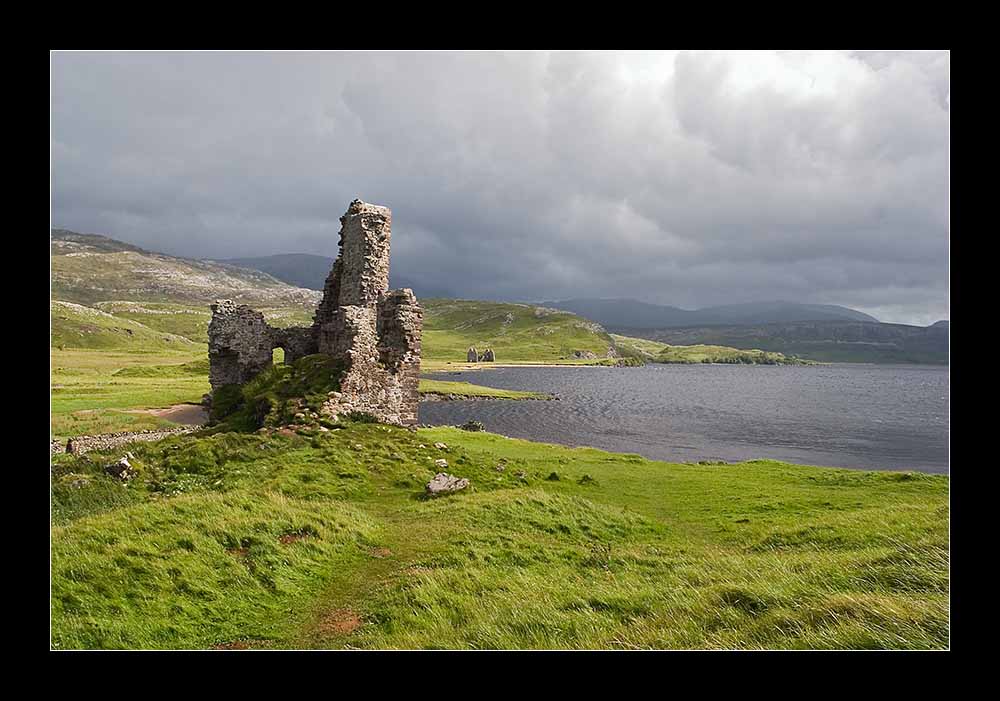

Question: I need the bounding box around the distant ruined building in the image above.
[466,346,495,363]
[208,199,422,425]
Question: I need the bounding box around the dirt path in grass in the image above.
[128,403,207,425]
[293,503,458,649]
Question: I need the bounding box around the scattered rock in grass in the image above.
[105,455,136,481]
[426,472,469,496]
[516,470,527,480]
[495,464,505,472]
[578,474,597,486]
[459,420,485,432]
[354,443,364,450]
[369,547,392,558]
[546,471,560,481]
[434,442,448,450]
[434,458,448,468]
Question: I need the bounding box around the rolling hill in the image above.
[422,299,617,362]
[52,230,321,308]
[611,334,810,365]
[51,300,202,351]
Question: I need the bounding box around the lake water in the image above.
[420,363,949,474]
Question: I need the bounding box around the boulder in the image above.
[459,420,485,432]
[426,472,470,496]
[467,347,478,362]
[105,455,136,481]
[434,458,449,468]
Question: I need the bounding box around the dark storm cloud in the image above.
[50,50,949,325]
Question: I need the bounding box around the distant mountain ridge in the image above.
[540,298,880,328]
[214,253,456,299]
[616,320,948,365]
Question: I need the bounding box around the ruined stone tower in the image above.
[208,199,422,426]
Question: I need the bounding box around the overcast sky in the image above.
[51,50,949,325]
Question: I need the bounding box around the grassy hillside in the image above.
[611,334,809,365]
[51,301,202,352]
[92,301,315,344]
[422,299,616,363]
[48,272,949,649]
[50,421,948,650]
[52,230,321,308]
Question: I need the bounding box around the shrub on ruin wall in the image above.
[209,385,245,423]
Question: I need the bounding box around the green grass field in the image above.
[418,379,551,400]
[51,422,948,650]
[49,295,949,649]
[51,349,210,439]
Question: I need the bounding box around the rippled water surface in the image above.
[420,364,949,473]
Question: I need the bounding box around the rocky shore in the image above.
[420,392,555,402]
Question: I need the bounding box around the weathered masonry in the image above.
[208,199,422,425]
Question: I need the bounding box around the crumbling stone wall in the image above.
[313,200,422,425]
[58,427,196,456]
[207,199,422,426]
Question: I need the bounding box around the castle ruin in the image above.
[208,199,422,426]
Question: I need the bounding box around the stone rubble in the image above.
[105,454,137,481]
[425,472,469,496]
[54,427,195,456]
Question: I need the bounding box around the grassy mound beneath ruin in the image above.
[50,422,948,650]
[208,354,346,433]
